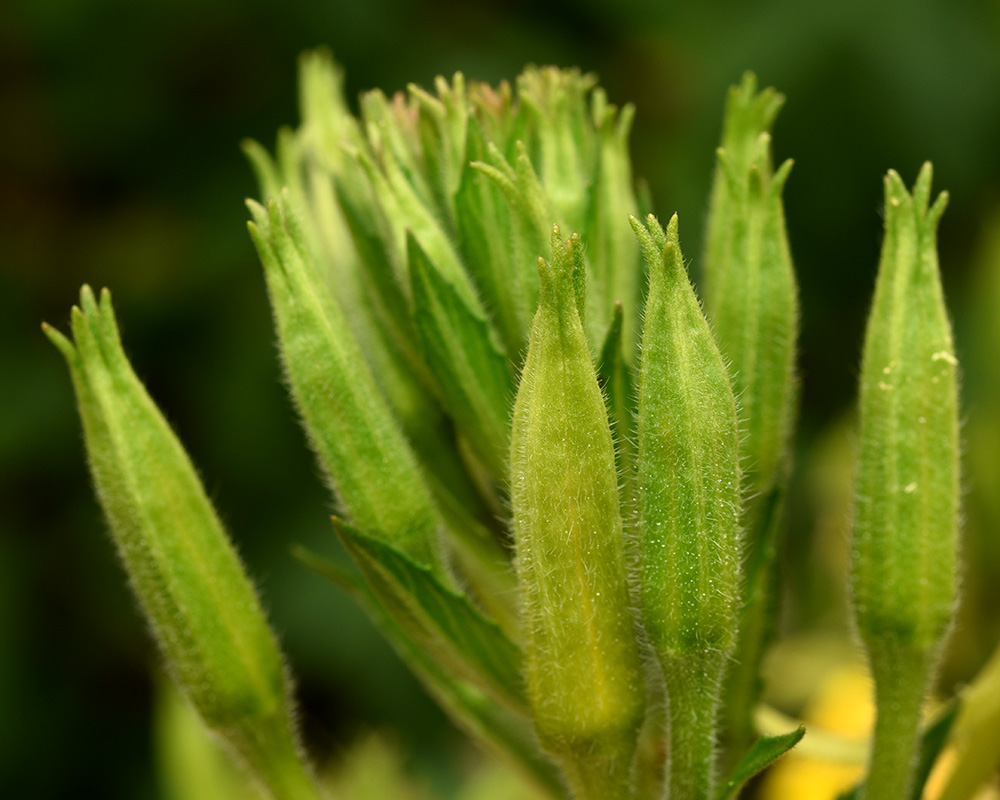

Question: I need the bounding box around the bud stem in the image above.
[663,654,728,800]
[862,638,931,800]
[225,713,325,800]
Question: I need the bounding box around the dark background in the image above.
[3,0,1000,797]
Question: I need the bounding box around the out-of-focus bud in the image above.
[851,164,959,799]
[704,72,797,498]
[509,227,645,800]
[43,288,319,800]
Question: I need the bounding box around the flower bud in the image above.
[510,228,644,797]
[851,163,958,656]
[851,163,959,799]
[634,214,741,799]
[44,288,318,799]
[247,193,446,576]
[704,72,797,497]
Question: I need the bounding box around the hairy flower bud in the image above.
[851,164,959,799]
[510,228,644,799]
[44,288,318,799]
[634,214,742,799]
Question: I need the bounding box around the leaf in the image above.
[715,727,805,800]
[295,544,565,798]
[408,231,514,479]
[454,116,529,359]
[836,699,960,800]
[333,518,528,715]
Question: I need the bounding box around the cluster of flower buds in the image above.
[47,49,960,800]
[240,53,802,799]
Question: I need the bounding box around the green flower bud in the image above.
[587,94,642,359]
[633,214,742,800]
[44,288,319,800]
[851,164,959,799]
[704,73,798,750]
[510,227,644,799]
[704,72,797,497]
[247,193,447,577]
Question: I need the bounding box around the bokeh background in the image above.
[3,0,1000,797]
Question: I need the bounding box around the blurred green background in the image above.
[3,0,1000,797]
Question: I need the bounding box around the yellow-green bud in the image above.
[509,228,645,799]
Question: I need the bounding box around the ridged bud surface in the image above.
[510,228,644,797]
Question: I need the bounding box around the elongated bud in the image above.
[510,227,644,798]
[43,288,319,800]
[852,163,958,655]
[588,96,642,359]
[705,73,798,751]
[634,214,741,800]
[247,192,446,577]
[851,164,959,799]
[704,72,797,496]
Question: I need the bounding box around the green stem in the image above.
[862,639,931,800]
[663,654,727,800]
[225,712,325,800]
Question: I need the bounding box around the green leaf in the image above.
[408,231,514,479]
[715,727,805,800]
[333,518,528,715]
[295,545,565,799]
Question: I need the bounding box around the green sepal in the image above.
[714,727,805,800]
[44,288,319,800]
[295,544,565,798]
[247,193,446,577]
[408,231,514,479]
[332,518,528,716]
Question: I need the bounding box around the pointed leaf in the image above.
[715,727,805,800]
[408,232,514,478]
[333,519,528,715]
[295,545,564,798]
